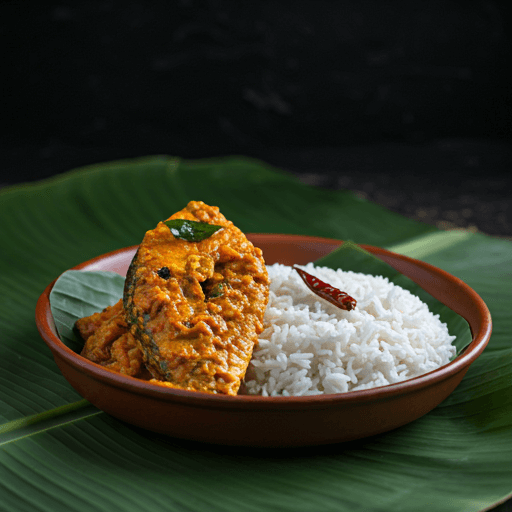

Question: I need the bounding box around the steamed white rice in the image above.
[245,263,456,396]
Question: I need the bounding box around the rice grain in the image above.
[245,263,456,396]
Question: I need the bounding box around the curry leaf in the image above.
[164,219,223,241]
[206,282,225,299]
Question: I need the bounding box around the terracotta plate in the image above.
[36,234,491,447]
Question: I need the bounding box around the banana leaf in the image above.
[1,156,511,512]
[49,271,125,353]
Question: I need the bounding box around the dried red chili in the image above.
[293,266,357,311]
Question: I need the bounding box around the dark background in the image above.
[1,0,511,237]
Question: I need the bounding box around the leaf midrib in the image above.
[0,400,102,446]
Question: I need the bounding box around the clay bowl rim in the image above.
[36,234,492,411]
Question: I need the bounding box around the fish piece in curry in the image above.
[121,200,269,395]
[76,300,150,379]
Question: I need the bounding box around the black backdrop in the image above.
[1,0,511,234]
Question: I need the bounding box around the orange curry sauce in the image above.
[76,201,269,395]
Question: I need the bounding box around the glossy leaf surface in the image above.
[164,219,223,242]
[0,156,511,512]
